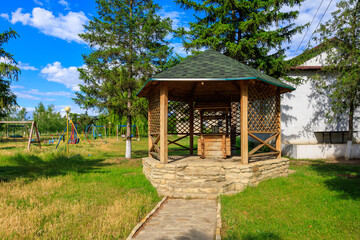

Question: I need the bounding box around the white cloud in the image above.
[18,61,38,71]
[283,0,341,58]
[2,7,88,43]
[34,0,43,6]
[58,0,70,9]
[14,91,41,100]
[12,86,73,102]
[159,9,185,29]
[0,13,9,20]
[41,61,83,91]
[56,104,98,116]
[23,88,74,97]
[170,42,188,56]
[10,85,25,90]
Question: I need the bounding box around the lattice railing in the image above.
[168,98,190,134]
[148,84,160,135]
[248,83,280,133]
[248,82,280,158]
[231,101,241,134]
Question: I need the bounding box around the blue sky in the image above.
[1,0,340,117]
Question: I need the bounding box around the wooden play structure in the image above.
[0,121,41,150]
[137,49,295,164]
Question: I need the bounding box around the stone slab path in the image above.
[134,199,217,240]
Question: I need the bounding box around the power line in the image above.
[303,0,334,52]
[294,0,324,56]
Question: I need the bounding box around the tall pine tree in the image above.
[75,0,173,158]
[311,0,360,159]
[175,0,305,78]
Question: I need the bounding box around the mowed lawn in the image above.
[221,160,360,240]
[0,137,160,239]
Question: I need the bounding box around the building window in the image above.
[314,131,351,144]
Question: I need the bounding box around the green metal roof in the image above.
[137,49,295,97]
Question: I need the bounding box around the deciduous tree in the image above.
[0,29,20,119]
[311,0,360,159]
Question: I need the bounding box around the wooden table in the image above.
[198,134,230,159]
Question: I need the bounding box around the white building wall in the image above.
[281,50,360,159]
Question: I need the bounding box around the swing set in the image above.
[85,125,106,142]
[55,120,90,149]
[116,125,140,141]
[0,121,41,150]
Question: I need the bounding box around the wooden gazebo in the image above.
[138,49,295,165]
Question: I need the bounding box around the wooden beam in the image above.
[189,98,194,155]
[250,151,279,157]
[240,81,249,164]
[33,122,41,149]
[276,87,282,159]
[159,81,168,164]
[0,121,34,124]
[231,81,240,93]
[27,122,34,150]
[149,134,160,152]
[248,133,279,156]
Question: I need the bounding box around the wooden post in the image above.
[159,81,168,163]
[240,81,249,164]
[27,122,34,150]
[189,98,194,155]
[276,87,281,159]
[33,122,41,149]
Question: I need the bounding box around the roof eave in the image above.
[137,77,295,97]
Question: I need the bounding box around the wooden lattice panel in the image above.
[194,110,201,134]
[248,82,280,133]
[168,98,190,134]
[148,84,160,134]
[231,101,241,134]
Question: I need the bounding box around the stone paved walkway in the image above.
[134,199,217,240]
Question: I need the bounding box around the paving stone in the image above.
[134,199,217,240]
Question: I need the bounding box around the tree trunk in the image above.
[345,100,354,160]
[125,88,132,159]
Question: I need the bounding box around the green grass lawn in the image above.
[221,160,360,240]
[0,137,160,239]
[1,136,360,239]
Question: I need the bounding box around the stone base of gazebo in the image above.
[143,157,289,199]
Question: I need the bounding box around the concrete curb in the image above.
[215,199,222,240]
[126,196,168,240]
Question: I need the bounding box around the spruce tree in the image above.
[175,0,305,78]
[75,0,172,158]
[311,0,360,159]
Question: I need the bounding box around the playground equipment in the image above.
[0,121,41,150]
[55,107,91,157]
[43,135,56,144]
[56,121,90,148]
[85,125,106,142]
[116,125,140,141]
